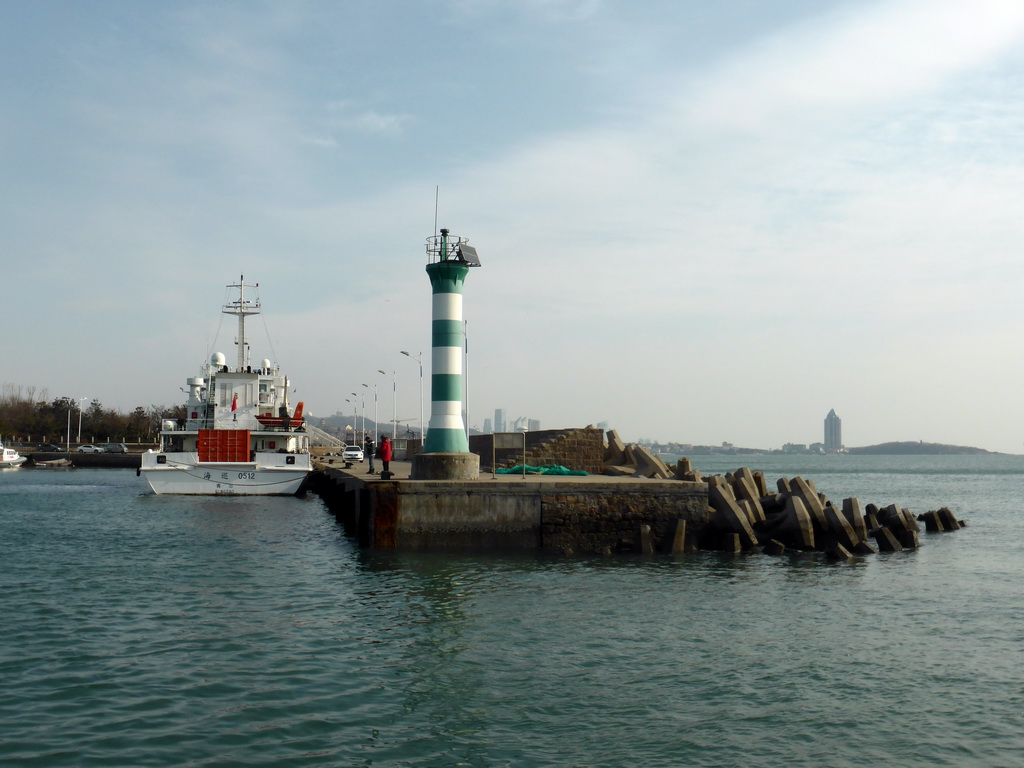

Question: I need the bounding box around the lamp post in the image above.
[351,392,364,441]
[344,399,354,446]
[66,403,72,453]
[77,397,89,443]
[378,369,396,440]
[362,383,378,444]
[401,350,423,442]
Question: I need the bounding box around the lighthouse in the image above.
[411,228,482,480]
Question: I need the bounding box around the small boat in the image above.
[139,277,312,495]
[1,445,27,468]
[34,457,72,468]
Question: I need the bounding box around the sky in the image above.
[4,0,1024,453]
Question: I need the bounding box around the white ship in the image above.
[140,278,311,495]
[1,444,27,468]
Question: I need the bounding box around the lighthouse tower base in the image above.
[411,452,480,481]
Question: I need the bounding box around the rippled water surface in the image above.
[2,459,1022,767]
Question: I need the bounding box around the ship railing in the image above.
[162,419,238,432]
[161,417,312,433]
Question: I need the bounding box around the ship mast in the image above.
[223,276,261,371]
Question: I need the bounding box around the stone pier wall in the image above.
[540,483,710,553]
[310,469,709,552]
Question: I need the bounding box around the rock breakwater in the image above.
[679,462,966,558]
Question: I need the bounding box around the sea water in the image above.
[1,458,1022,767]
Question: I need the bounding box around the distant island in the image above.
[650,440,997,456]
[845,441,996,455]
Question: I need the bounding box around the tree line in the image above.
[1,384,184,445]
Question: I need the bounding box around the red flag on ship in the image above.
[231,394,238,411]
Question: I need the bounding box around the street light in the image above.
[401,350,423,442]
[378,369,396,440]
[344,398,354,448]
[351,392,364,441]
[362,383,378,444]
[77,396,89,443]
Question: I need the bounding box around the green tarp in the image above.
[495,464,589,476]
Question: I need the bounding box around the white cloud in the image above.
[449,0,604,23]
[681,0,1024,132]
[326,101,413,137]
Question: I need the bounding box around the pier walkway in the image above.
[313,458,675,484]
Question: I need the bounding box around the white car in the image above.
[342,445,364,463]
[77,445,105,453]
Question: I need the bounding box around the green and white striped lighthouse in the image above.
[412,228,482,480]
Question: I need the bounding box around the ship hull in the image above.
[140,457,310,496]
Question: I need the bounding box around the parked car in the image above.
[342,445,364,463]
[77,444,105,453]
[37,443,64,452]
[103,443,128,453]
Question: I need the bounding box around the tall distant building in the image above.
[824,409,842,452]
[494,409,506,433]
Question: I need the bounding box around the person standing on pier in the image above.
[364,434,375,474]
[379,435,393,476]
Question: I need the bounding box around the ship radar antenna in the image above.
[223,275,261,371]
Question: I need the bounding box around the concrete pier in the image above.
[309,448,967,555]
[309,458,710,552]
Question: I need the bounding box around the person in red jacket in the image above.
[378,435,393,475]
